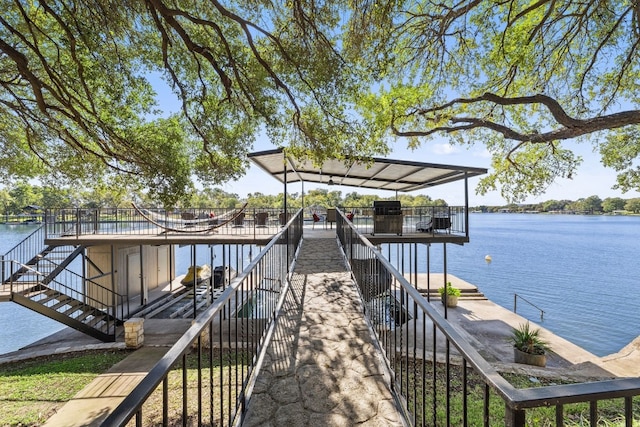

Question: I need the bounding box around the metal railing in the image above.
[2,259,127,338]
[340,205,467,236]
[44,207,291,238]
[514,293,545,321]
[1,225,46,283]
[101,208,304,426]
[336,208,640,426]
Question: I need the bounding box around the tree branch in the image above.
[393,92,640,143]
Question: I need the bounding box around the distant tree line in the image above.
[0,183,447,215]
[1,183,639,216]
[474,195,640,214]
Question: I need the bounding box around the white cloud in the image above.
[473,148,492,159]
[432,143,458,155]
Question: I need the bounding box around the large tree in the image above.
[3,1,640,205]
[0,0,383,206]
[351,0,640,202]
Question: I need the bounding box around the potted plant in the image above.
[509,322,550,367]
[438,282,461,307]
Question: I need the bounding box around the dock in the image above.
[3,229,640,425]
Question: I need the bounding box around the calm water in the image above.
[1,215,638,356]
[0,225,256,355]
[394,213,639,357]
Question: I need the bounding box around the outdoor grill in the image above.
[372,200,403,235]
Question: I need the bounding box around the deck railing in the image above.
[44,207,291,238]
[101,209,304,426]
[336,208,640,426]
[340,205,467,237]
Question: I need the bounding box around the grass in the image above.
[400,358,640,426]
[134,350,250,426]
[2,349,639,426]
[0,350,132,426]
[0,348,249,427]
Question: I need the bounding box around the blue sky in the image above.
[152,75,640,206]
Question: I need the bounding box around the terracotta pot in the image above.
[513,347,546,367]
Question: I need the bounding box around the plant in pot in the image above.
[509,322,550,367]
[438,282,461,307]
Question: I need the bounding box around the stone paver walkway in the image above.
[242,237,404,426]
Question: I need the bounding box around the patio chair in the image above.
[312,212,322,229]
[279,212,291,226]
[416,216,432,232]
[433,216,451,233]
[233,212,246,227]
[255,211,269,227]
[326,208,336,229]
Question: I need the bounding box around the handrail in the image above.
[101,208,304,426]
[2,225,46,282]
[336,209,517,397]
[514,293,545,321]
[2,258,128,325]
[339,204,467,235]
[335,208,640,425]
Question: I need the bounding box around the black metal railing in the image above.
[101,208,304,426]
[336,209,640,426]
[340,205,467,236]
[1,225,47,283]
[2,259,127,338]
[514,293,545,321]
[44,207,290,238]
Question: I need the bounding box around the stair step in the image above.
[63,300,84,316]
[76,308,97,323]
[8,242,116,342]
[33,291,62,305]
[86,313,109,328]
[50,296,74,311]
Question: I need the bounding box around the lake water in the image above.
[1,215,638,357]
[0,225,256,355]
[394,213,640,357]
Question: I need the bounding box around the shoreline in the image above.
[2,275,640,379]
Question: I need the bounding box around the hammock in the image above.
[132,202,248,233]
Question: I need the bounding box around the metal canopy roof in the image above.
[248,148,487,192]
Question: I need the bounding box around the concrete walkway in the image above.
[41,319,192,427]
[241,237,404,426]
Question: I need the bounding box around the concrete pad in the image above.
[43,347,170,427]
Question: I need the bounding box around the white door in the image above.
[157,246,170,287]
[127,252,144,303]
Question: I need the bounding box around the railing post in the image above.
[505,406,526,427]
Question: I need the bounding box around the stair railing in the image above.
[1,225,47,283]
[3,259,127,336]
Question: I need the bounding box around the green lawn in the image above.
[1,349,638,426]
[0,350,131,426]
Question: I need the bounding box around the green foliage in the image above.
[510,322,550,355]
[2,1,639,205]
[438,282,461,297]
[0,1,381,204]
[602,197,626,213]
[353,1,640,202]
[625,198,640,213]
